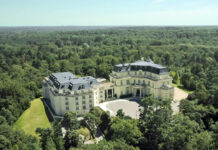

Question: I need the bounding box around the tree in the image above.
[0,135,10,150]
[116,109,125,118]
[82,113,97,137]
[61,112,79,130]
[64,130,81,149]
[83,139,140,150]
[99,111,111,133]
[109,117,142,146]
[36,128,55,150]
[138,96,172,150]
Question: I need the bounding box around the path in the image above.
[171,87,189,114]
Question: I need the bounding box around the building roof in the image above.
[49,72,98,90]
[115,59,165,69]
[114,59,168,74]
[51,72,76,84]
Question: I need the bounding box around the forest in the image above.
[0,26,218,150]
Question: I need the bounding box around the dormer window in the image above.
[60,85,64,89]
[68,84,73,90]
[78,85,85,90]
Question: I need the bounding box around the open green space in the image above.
[13,98,51,137]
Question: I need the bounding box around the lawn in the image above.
[13,98,51,137]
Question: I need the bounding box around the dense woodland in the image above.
[0,27,218,150]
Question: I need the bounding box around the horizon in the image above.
[1,0,218,26]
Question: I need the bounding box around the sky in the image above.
[0,0,218,26]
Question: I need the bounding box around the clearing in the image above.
[13,98,51,137]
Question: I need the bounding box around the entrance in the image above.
[136,89,140,97]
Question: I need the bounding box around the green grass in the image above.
[14,98,51,137]
[172,83,193,94]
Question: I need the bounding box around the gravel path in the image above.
[171,87,188,114]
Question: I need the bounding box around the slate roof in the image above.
[115,59,165,69]
[114,59,168,74]
[49,72,98,90]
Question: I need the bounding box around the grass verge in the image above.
[13,98,51,137]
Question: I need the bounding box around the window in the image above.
[126,87,129,94]
[68,84,73,90]
[126,80,130,85]
[89,95,92,98]
[82,101,86,104]
[121,80,123,86]
[66,107,69,110]
[89,104,92,108]
[76,102,79,105]
[65,97,68,100]
[76,107,79,110]
[65,102,69,105]
[134,80,136,84]
[78,85,85,90]
[83,106,86,110]
[139,71,142,75]
[143,80,145,85]
[76,97,78,100]
[89,100,92,103]
[138,80,140,84]
[61,85,65,89]
[82,96,85,99]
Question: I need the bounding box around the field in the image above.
[13,98,51,137]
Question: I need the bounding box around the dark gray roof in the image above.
[114,59,168,74]
[52,72,76,84]
[130,60,165,69]
[49,72,98,90]
[115,59,165,69]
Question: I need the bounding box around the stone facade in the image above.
[42,59,174,116]
[109,59,174,100]
[42,72,99,116]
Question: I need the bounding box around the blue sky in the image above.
[0,0,218,26]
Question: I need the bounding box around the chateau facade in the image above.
[110,59,174,100]
[42,72,99,116]
[42,59,174,116]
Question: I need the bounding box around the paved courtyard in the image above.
[98,99,141,119]
[98,87,189,119]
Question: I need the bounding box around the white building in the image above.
[42,72,99,116]
[42,59,174,116]
[110,59,174,100]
